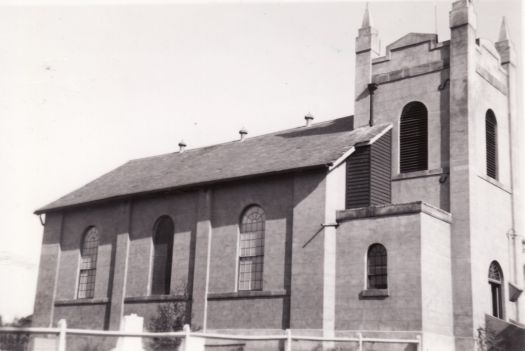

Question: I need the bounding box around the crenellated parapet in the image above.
[371,33,450,85]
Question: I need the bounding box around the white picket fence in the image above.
[0,319,422,351]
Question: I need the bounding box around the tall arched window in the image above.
[151,216,174,295]
[400,101,428,173]
[238,206,265,291]
[486,110,498,179]
[489,261,504,319]
[78,227,99,299]
[367,244,387,289]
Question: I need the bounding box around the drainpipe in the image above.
[367,83,378,126]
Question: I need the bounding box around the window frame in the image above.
[237,205,265,291]
[366,243,388,290]
[399,101,428,173]
[150,215,175,296]
[77,226,99,299]
[488,261,504,319]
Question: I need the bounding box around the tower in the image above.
[448,0,522,348]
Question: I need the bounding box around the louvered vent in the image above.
[400,102,428,173]
[346,146,371,209]
[486,110,498,179]
[346,130,392,209]
[370,130,392,205]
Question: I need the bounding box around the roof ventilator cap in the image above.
[239,127,248,141]
[178,140,187,153]
[305,113,314,127]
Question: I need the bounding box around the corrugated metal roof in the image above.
[36,117,391,213]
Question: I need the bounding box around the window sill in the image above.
[124,295,189,303]
[359,289,389,300]
[55,297,109,306]
[478,174,512,194]
[207,289,288,300]
[392,168,446,181]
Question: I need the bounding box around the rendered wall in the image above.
[469,42,515,331]
[420,213,454,349]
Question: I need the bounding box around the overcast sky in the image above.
[0,0,521,322]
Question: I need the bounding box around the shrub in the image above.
[148,302,186,351]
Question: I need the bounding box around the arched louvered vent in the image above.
[400,102,428,173]
[486,110,498,179]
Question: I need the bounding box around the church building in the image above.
[32,1,523,350]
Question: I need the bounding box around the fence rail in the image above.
[0,320,422,351]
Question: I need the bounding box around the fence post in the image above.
[285,329,292,351]
[183,324,191,351]
[416,334,422,351]
[357,332,363,351]
[56,319,67,351]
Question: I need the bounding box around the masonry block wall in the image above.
[31,2,522,351]
[371,35,450,212]
[206,175,294,330]
[334,203,454,347]
[33,212,63,328]
[34,171,333,334]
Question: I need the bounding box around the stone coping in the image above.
[392,168,446,181]
[54,297,109,306]
[207,289,288,300]
[124,295,189,303]
[337,201,452,224]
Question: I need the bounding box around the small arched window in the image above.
[367,244,387,289]
[489,261,504,319]
[400,101,428,173]
[78,227,99,299]
[151,216,174,295]
[486,110,498,179]
[238,206,265,291]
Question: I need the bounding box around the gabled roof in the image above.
[36,117,391,214]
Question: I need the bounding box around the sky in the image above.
[0,0,522,322]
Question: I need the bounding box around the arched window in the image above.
[400,102,428,173]
[486,110,498,179]
[238,206,265,291]
[78,227,99,299]
[367,244,387,289]
[489,261,504,319]
[151,216,174,295]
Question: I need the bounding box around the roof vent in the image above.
[239,127,248,141]
[178,140,187,153]
[305,113,314,127]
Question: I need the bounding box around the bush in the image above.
[148,302,187,351]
